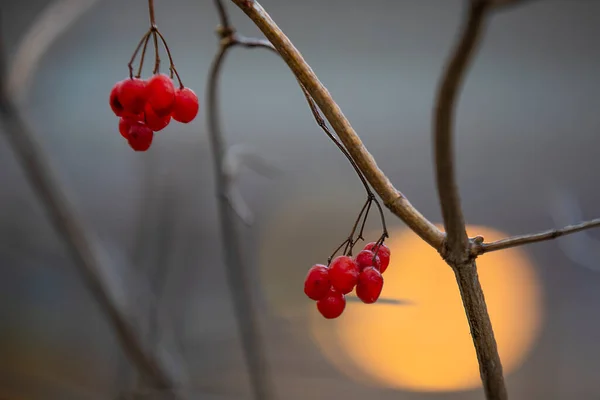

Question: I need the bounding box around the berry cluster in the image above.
[304,241,391,319]
[109,74,199,151]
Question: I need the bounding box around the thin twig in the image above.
[7,0,98,101]
[473,217,600,255]
[206,20,273,400]
[0,31,181,396]
[229,0,444,250]
[434,0,488,259]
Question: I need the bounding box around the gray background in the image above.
[1,0,600,399]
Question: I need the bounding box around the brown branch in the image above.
[433,2,507,399]
[434,0,489,259]
[453,260,506,400]
[228,0,444,250]
[473,217,600,255]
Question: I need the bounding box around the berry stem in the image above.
[135,32,151,78]
[155,29,184,88]
[152,29,160,74]
[300,86,388,244]
[127,30,151,79]
[147,0,157,28]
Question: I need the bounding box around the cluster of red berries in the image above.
[304,241,391,319]
[109,73,199,151]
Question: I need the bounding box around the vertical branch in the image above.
[434,0,488,257]
[206,36,273,400]
[434,2,506,399]
[454,260,507,400]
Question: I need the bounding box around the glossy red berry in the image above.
[356,266,384,304]
[304,264,331,301]
[118,78,148,114]
[328,256,359,294]
[110,81,125,116]
[144,103,171,131]
[355,249,382,272]
[147,74,175,116]
[364,242,391,273]
[172,87,199,123]
[316,288,346,319]
[127,122,153,151]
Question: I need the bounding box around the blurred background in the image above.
[1,0,600,399]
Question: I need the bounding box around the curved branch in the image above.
[434,0,489,258]
[7,0,98,101]
[206,40,273,400]
[473,217,600,255]
[228,0,444,250]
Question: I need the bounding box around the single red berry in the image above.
[127,122,154,151]
[118,78,148,114]
[356,266,384,304]
[110,81,125,116]
[364,242,391,273]
[147,74,176,116]
[118,117,132,138]
[328,255,359,294]
[172,87,199,123]
[316,288,346,319]
[304,264,331,301]
[144,103,171,131]
[354,249,382,272]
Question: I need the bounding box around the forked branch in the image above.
[434,1,489,259]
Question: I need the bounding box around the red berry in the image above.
[304,264,331,301]
[316,288,346,319]
[118,78,148,114]
[147,74,175,116]
[172,87,199,123]
[328,255,359,294]
[364,242,391,273]
[144,103,171,131]
[118,117,132,138]
[356,266,384,304]
[127,122,153,151]
[354,249,382,272]
[109,81,125,116]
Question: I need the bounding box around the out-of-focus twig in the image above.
[206,2,274,399]
[7,0,98,102]
[0,16,184,397]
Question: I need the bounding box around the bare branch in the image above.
[206,33,273,400]
[7,0,98,101]
[483,0,542,9]
[453,260,506,400]
[431,2,509,399]
[229,0,445,250]
[473,218,600,255]
[0,24,183,396]
[434,0,489,258]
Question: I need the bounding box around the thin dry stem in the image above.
[474,217,600,255]
[229,0,444,250]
